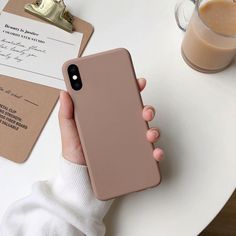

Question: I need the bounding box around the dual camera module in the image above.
[67,64,83,91]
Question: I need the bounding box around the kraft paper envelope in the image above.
[0,0,93,163]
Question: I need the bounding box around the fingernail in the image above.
[152,129,159,138]
[148,109,154,118]
[154,149,164,161]
[157,152,164,161]
[139,78,146,83]
[60,91,64,98]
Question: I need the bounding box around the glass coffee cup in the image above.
[175,0,236,73]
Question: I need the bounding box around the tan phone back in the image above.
[62,48,161,200]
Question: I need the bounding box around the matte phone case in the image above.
[62,48,161,200]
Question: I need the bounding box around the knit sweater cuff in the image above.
[50,155,113,220]
[56,157,92,200]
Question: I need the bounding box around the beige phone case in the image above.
[62,48,161,200]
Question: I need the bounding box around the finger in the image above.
[153,148,164,162]
[59,91,74,120]
[137,78,146,92]
[58,91,85,163]
[143,105,156,121]
[146,128,160,143]
[59,91,81,147]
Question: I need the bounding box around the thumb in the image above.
[58,91,86,165]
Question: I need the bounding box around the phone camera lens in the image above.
[68,64,83,91]
[69,65,77,73]
[72,75,78,80]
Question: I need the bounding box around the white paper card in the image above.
[0,12,83,89]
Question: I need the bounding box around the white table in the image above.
[0,0,235,235]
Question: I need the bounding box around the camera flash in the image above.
[72,75,78,80]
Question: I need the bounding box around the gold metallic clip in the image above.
[24,0,73,33]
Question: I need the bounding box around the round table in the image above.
[0,0,235,235]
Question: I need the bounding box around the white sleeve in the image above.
[0,156,113,236]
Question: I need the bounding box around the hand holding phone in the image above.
[59,84,164,164]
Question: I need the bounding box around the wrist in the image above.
[62,148,87,166]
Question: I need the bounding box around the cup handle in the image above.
[175,0,196,32]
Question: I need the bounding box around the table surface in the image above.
[0,0,236,235]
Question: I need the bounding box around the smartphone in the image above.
[62,48,161,200]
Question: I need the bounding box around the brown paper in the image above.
[0,75,59,163]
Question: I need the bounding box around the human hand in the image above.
[59,78,164,165]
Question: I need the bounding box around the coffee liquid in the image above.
[200,0,236,36]
[182,0,236,72]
